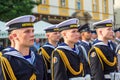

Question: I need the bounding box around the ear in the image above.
[99,30,102,34]
[62,31,66,37]
[9,35,13,40]
[13,34,17,37]
[46,33,49,38]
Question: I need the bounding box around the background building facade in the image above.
[32,0,114,26]
[114,0,120,29]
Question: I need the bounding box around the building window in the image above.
[42,0,46,4]
[39,0,47,4]
[93,0,97,12]
[103,0,108,13]
[60,0,66,7]
[76,0,81,10]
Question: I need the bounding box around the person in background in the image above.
[39,25,60,80]
[114,28,120,45]
[90,30,97,44]
[0,45,4,51]
[88,19,117,80]
[34,38,41,50]
[0,15,47,80]
[77,23,92,77]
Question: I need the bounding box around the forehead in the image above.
[67,28,78,32]
[48,31,59,35]
[104,27,113,30]
[18,27,34,31]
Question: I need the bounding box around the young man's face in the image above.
[102,27,114,40]
[65,29,80,43]
[91,33,97,40]
[81,31,91,41]
[115,31,120,38]
[47,32,60,42]
[15,28,34,47]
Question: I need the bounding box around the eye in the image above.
[23,29,34,33]
[32,29,34,33]
[71,29,78,33]
[24,30,30,33]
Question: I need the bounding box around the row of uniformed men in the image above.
[0,15,119,80]
[42,18,119,80]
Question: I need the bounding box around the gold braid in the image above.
[56,49,83,75]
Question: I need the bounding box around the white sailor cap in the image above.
[5,15,36,31]
[56,18,79,31]
[44,25,59,33]
[93,19,113,29]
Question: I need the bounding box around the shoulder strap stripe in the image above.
[41,47,50,62]
[0,52,17,80]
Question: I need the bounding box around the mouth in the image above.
[30,39,34,42]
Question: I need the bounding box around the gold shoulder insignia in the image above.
[53,57,58,64]
[91,52,96,57]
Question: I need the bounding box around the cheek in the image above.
[66,33,72,38]
[68,34,76,39]
[103,33,107,37]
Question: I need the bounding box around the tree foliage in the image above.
[0,0,39,22]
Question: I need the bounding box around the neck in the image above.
[82,37,90,42]
[14,44,30,56]
[64,40,74,48]
[98,36,108,44]
[48,40,57,47]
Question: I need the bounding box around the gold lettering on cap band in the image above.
[70,24,78,28]
[22,23,33,27]
[106,24,112,27]
[54,28,59,31]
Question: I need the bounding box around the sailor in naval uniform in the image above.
[90,30,97,44]
[0,15,47,80]
[51,18,88,80]
[88,19,117,80]
[39,25,60,80]
[77,23,92,76]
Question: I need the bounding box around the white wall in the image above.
[84,0,92,11]
[68,0,75,9]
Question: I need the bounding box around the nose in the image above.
[31,31,34,37]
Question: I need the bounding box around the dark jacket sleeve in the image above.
[89,50,105,80]
[39,54,48,80]
[51,50,68,80]
[0,64,4,80]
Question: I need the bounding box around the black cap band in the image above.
[59,24,78,31]
[8,22,34,31]
[45,28,59,33]
[94,23,112,29]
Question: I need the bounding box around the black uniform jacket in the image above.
[0,47,47,80]
[77,41,91,75]
[89,41,117,80]
[51,43,83,80]
[40,42,56,80]
[40,42,55,70]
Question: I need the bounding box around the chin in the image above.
[73,41,78,43]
